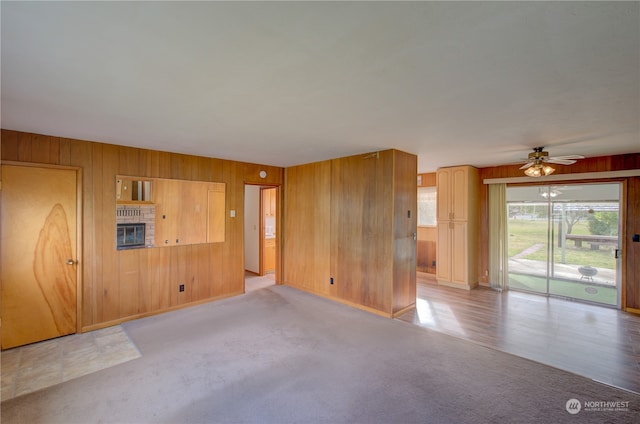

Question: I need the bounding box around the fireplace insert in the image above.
[117,223,146,249]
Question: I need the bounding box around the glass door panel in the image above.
[548,184,619,306]
[506,186,550,295]
[507,183,620,307]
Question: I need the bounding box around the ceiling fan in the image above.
[519,147,584,177]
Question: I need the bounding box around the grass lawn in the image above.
[507,219,616,269]
[509,273,617,306]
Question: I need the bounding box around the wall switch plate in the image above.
[230,210,236,218]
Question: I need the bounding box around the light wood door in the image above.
[436,222,452,282]
[451,221,468,284]
[1,165,78,349]
[436,168,451,221]
[451,167,468,220]
[264,238,276,273]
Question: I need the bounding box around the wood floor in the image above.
[397,272,640,394]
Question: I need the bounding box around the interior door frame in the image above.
[243,182,281,283]
[259,186,279,278]
[1,161,84,334]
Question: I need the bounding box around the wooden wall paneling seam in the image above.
[101,144,120,321]
[74,166,84,333]
[88,143,102,325]
[17,132,32,161]
[620,179,627,310]
[59,137,72,166]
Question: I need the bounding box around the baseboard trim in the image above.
[81,291,243,333]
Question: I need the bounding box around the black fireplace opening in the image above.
[117,223,146,249]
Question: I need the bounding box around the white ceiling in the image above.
[2,1,638,173]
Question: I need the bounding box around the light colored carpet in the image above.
[1,285,638,423]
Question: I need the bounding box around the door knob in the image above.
[66,259,75,265]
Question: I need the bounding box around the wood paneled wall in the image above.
[284,149,417,317]
[477,153,640,311]
[282,160,332,296]
[392,150,417,313]
[1,129,284,330]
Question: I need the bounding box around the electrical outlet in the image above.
[179,284,185,292]
[330,277,334,285]
[432,260,436,267]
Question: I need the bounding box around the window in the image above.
[418,187,437,226]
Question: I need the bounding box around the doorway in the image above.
[1,164,80,349]
[243,185,278,291]
[506,183,621,307]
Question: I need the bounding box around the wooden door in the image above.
[1,165,78,349]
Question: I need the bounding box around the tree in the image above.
[588,212,618,236]
[564,210,589,234]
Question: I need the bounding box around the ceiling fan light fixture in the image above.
[523,163,555,177]
[520,147,579,177]
[524,165,541,177]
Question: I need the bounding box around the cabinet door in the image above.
[451,167,468,220]
[177,181,208,245]
[207,185,225,243]
[436,222,452,281]
[451,221,468,284]
[436,169,451,221]
[269,188,276,216]
[154,179,180,246]
[264,238,276,272]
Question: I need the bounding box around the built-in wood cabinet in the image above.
[264,238,276,273]
[284,149,417,317]
[154,179,225,246]
[263,188,276,217]
[436,165,479,289]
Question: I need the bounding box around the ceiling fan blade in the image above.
[549,155,585,160]
[519,161,535,169]
[547,158,577,165]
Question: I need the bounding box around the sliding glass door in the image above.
[506,183,620,307]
